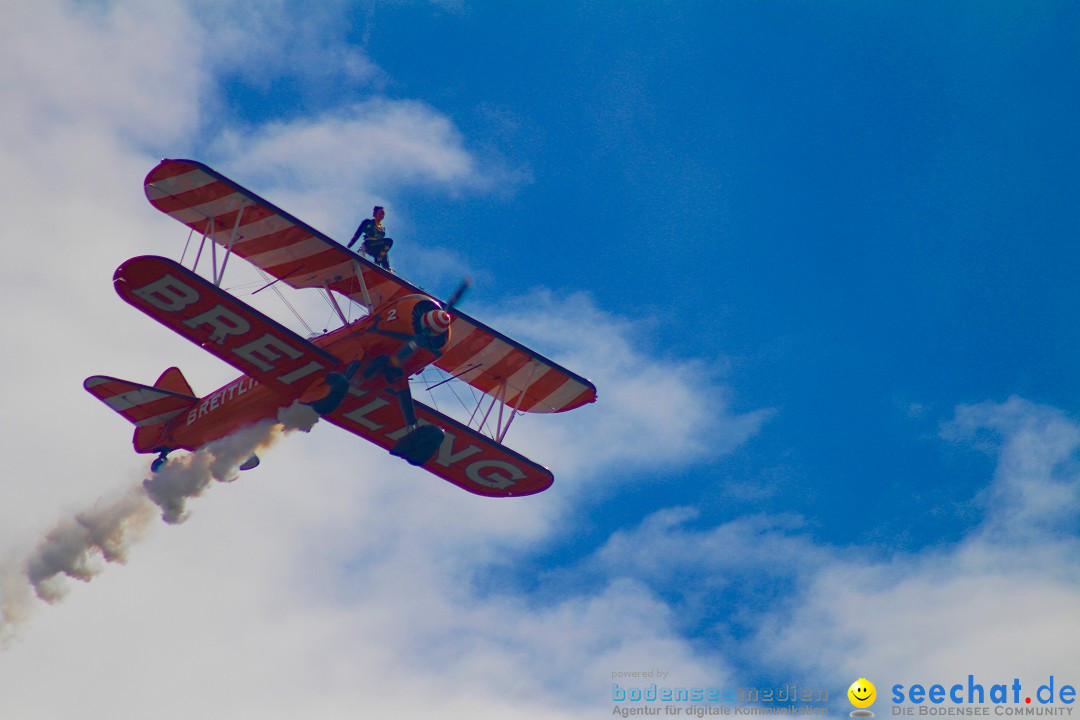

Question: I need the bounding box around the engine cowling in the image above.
[407,298,452,353]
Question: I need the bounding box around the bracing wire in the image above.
[201,242,512,441]
[252,268,316,336]
[415,365,504,439]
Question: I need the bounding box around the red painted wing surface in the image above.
[114,255,341,390]
[326,389,553,497]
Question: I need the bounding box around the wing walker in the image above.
[84,159,596,497]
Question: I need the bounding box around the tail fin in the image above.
[152,366,195,397]
[84,368,198,454]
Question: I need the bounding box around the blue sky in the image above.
[1,1,1079,717]
[254,2,1080,546]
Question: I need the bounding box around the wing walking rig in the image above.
[84,159,597,497]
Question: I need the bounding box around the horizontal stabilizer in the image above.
[84,375,197,427]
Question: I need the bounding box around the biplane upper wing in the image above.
[114,255,341,390]
[143,158,597,414]
[143,158,410,311]
[324,388,554,497]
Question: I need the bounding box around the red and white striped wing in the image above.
[143,159,409,310]
[435,312,596,413]
[325,391,554,497]
[143,159,596,414]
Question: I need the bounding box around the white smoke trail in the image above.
[142,404,318,524]
[0,403,319,646]
[142,419,279,525]
[26,486,156,603]
[0,486,158,648]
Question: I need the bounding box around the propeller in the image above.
[445,276,471,309]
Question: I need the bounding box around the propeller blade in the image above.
[445,277,471,310]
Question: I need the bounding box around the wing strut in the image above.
[474,381,508,438]
[497,360,541,443]
[214,203,248,286]
[425,362,481,391]
[352,261,373,312]
[433,359,540,444]
[323,283,350,326]
[182,207,248,288]
[192,215,212,276]
[180,227,196,265]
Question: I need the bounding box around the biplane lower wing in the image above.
[113,255,341,391]
[325,389,554,498]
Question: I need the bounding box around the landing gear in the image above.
[305,360,361,415]
[386,382,444,467]
[390,425,445,466]
[150,449,170,473]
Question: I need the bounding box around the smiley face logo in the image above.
[848,678,877,709]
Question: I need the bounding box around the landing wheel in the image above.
[151,450,170,473]
[390,425,445,466]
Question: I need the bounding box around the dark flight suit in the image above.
[348,218,393,270]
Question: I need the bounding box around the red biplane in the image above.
[84,159,596,497]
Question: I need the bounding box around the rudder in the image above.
[153,366,194,397]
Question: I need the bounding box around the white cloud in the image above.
[190,0,382,89]
[0,1,203,149]
[497,396,1080,711]
[943,396,1080,542]
[643,398,1080,699]
[218,99,478,188]
[209,98,529,244]
[0,0,216,551]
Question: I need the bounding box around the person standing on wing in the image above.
[348,205,394,270]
